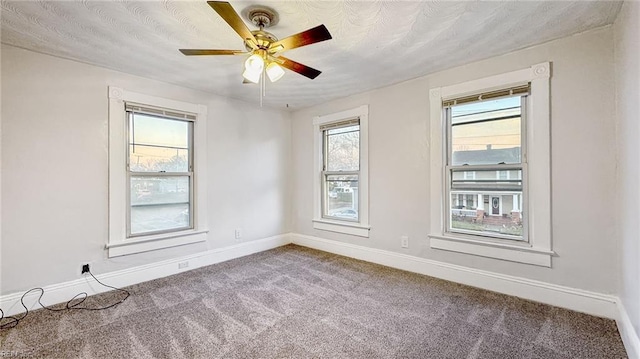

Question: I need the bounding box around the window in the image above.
[446,94,526,240]
[428,63,553,267]
[127,106,193,237]
[497,170,510,180]
[465,194,475,209]
[107,87,208,257]
[313,106,369,237]
[322,121,360,221]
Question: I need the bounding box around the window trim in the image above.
[313,105,370,237]
[428,63,553,267]
[107,87,208,257]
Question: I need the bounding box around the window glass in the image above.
[130,176,190,206]
[325,125,359,171]
[130,203,190,235]
[129,114,190,172]
[324,174,358,221]
[321,120,361,223]
[450,97,521,166]
[127,112,193,236]
[447,96,525,240]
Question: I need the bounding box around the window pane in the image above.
[449,169,523,239]
[326,125,359,171]
[129,145,189,172]
[131,203,190,235]
[130,113,189,148]
[129,113,190,173]
[324,174,358,220]
[130,176,189,206]
[130,175,190,235]
[450,97,522,166]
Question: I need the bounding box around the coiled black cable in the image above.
[0,269,130,330]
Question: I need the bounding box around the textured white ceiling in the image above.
[1,1,622,109]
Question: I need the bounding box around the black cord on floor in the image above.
[0,269,130,330]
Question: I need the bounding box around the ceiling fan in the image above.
[179,1,332,86]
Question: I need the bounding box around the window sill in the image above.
[107,229,208,257]
[313,219,370,238]
[429,234,553,267]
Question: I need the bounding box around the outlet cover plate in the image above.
[401,236,409,248]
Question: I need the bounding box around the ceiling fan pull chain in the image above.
[260,70,264,107]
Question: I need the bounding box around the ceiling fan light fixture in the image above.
[242,68,261,83]
[266,62,285,82]
[244,53,264,73]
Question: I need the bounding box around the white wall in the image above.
[614,0,640,344]
[0,45,291,294]
[291,27,617,294]
[0,44,3,295]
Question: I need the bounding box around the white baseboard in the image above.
[0,234,291,316]
[617,301,640,359]
[291,233,619,320]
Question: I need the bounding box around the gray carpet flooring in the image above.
[0,245,627,358]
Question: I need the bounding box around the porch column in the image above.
[476,194,484,222]
[477,194,484,210]
[511,194,521,224]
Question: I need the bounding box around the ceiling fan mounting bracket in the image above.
[242,5,279,29]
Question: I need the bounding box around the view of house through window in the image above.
[128,111,193,236]
[322,122,360,221]
[446,95,526,240]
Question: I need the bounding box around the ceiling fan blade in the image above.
[208,1,258,49]
[274,56,322,80]
[270,25,332,52]
[179,49,246,56]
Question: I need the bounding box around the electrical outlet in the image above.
[178,261,189,269]
[235,229,242,239]
[401,236,409,248]
[81,264,90,274]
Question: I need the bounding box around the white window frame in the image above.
[312,105,370,237]
[428,63,553,267]
[107,87,208,257]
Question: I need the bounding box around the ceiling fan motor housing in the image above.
[245,30,278,52]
